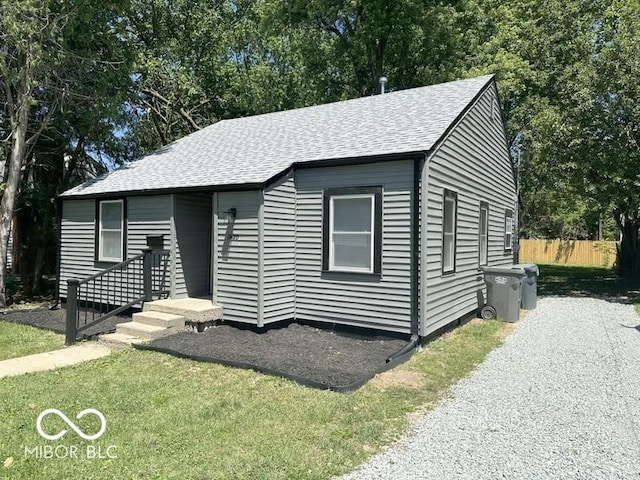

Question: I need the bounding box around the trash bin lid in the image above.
[513,263,539,275]
[482,266,526,276]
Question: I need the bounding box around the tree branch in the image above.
[142,87,201,131]
[0,69,16,131]
[25,97,59,148]
[141,98,168,125]
[141,87,171,105]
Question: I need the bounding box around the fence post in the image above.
[65,280,79,346]
[143,248,153,302]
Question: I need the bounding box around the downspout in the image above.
[49,197,63,310]
[386,155,422,362]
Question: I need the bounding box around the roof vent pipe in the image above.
[379,76,388,94]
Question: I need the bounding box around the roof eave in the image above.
[58,181,265,200]
[59,151,430,200]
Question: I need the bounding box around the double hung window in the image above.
[98,200,124,262]
[322,187,382,274]
[442,190,457,274]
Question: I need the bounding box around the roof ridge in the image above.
[215,74,495,126]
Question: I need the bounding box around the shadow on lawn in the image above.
[537,264,640,303]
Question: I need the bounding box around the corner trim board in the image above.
[211,193,219,304]
[257,191,265,327]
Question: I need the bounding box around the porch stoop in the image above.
[143,298,223,323]
[99,298,223,346]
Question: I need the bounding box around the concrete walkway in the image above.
[0,343,112,379]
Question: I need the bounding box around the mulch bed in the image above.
[135,323,411,392]
[0,307,131,339]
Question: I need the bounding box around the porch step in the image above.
[143,298,223,323]
[132,311,185,328]
[115,321,173,340]
[98,332,143,349]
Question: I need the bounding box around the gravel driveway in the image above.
[341,297,640,480]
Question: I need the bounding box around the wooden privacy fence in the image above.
[519,239,617,267]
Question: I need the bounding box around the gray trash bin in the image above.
[513,263,539,310]
[481,266,526,322]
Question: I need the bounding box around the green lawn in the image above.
[1,319,507,479]
[536,263,640,300]
[536,263,640,315]
[0,321,64,361]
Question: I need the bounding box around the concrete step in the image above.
[98,332,143,349]
[144,298,223,323]
[115,321,171,340]
[132,311,185,328]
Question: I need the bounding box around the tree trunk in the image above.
[617,214,640,278]
[30,245,45,296]
[0,96,30,306]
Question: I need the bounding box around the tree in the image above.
[281,0,462,97]
[0,0,134,304]
[462,0,639,274]
[569,0,640,274]
[0,0,66,306]
[458,0,617,241]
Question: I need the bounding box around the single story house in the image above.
[58,74,516,342]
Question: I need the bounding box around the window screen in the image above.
[330,195,374,272]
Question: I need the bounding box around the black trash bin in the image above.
[481,266,526,322]
[513,263,539,310]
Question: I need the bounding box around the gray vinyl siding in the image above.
[128,196,172,254]
[214,190,260,323]
[295,161,414,334]
[59,199,97,298]
[263,174,296,323]
[59,196,172,300]
[420,83,515,336]
[173,193,212,298]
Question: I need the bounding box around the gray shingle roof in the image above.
[62,74,494,197]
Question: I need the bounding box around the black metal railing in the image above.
[65,248,170,345]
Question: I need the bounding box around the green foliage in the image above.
[283,0,461,96]
[1,1,135,298]
[3,0,640,284]
[124,0,467,150]
[519,0,640,272]
[459,0,639,267]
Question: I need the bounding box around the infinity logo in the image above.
[36,409,107,441]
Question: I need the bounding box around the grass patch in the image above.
[0,321,64,361]
[536,263,640,300]
[0,320,508,479]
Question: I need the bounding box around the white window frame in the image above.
[504,209,513,251]
[328,193,375,273]
[479,202,489,266]
[98,199,124,262]
[442,190,457,274]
